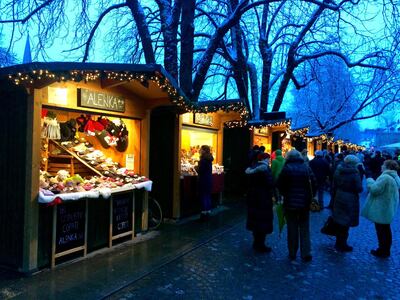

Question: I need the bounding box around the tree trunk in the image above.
[272,58,295,111]
[179,0,195,96]
[127,0,155,63]
[157,0,182,81]
[260,42,273,113]
[191,1,249,101]
[248,62,260,119]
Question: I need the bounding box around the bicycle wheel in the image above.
[148,197,163,230]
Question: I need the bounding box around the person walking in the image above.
[301,149,309,165]
[332,155,363,252]
[327,152,345,209]
[277,149,316,262]
[309,150,330,209]
[362,160,400,258]
[197,145,214,221]
[245,153,274,253]
[370,151,385,180]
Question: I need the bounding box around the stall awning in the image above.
[0,62,189,107]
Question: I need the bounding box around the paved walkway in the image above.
[0,204,244,299]
[1,190,400,300]
[108,191,400,300]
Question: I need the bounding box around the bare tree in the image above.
[0,34,16,66]
[0,0,399,130]
[289,55,400,135]
[238,1,399,118]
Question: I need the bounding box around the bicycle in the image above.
[147,196,163,230]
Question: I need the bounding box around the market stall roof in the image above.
[380,142,400,149]
[305,130,325,138]
[291,125,309,131]
[247,118,291,128]
[190,99,249,117]
[0,62,190,107]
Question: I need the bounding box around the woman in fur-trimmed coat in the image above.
[362,160,400,258]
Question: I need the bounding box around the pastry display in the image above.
[39,110,148,201]
[180,145,224,176]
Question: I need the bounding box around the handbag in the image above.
[307,170,320,212]
[310,198,321,212]
[320,216,337,236]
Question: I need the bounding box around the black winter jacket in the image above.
[332,163,363,227]
[309,157,330,186]
[278,157,317,210]
[245,162,274,233]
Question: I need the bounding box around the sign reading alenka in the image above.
[78,88,125,112]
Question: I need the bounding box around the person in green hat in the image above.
[272,149,285,181]
[272,149,285,203]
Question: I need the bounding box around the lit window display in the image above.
[180,126,223,175]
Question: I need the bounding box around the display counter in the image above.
[0,62,189,273]
[180,173,224,218]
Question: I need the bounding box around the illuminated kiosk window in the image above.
[48,87,68,106]
[181,126,217,162]
[253,135,271,154]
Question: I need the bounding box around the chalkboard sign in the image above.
[112,194,133,236]
[78,88,125,112]
[56,201,86,254]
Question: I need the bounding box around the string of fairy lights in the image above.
[186,102,249,119]
[224,119,291,129]
[286,127,309,137]
[5,68,365,149]
[7,69,191,108]
[7,69,251,117]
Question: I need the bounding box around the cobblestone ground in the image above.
[109,189,400,300]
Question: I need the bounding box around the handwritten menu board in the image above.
[56,201,86,254]
[112,194,133,236]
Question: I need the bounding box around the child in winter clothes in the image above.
[362,160,400,258]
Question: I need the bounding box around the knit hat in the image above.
[315,150,324,157]
[344,154,359,166]
[275,149,282,156]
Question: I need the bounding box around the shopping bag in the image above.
[320,216,338,236]
[275,202,286,237]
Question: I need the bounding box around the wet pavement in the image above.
[0,204,244,299]
[108,190,400,300]
[1,190,400,299]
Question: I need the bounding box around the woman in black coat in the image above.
[332,154,363,252]
[277,149,316,262]
[197,145,214,221]
[245,153,274,252]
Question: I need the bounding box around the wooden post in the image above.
[51,205,57,268]
[131,191,135,239]
[141,191,149,232]
[84,199,88,256]
[109,196,113,248]
[21,91,40,273]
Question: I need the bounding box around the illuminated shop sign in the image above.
[194,113,213,126]
[78,88,125,112]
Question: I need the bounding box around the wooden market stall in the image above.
[222,112,290,195]
[0,62,187,273]
[306,132,334,157]
[288,126,309,152]
[149,100,248,219]
[247,112,292,156]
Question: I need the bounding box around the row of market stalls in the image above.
[0,62,363,274]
